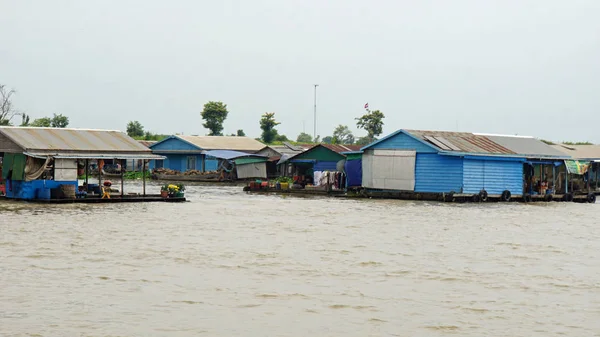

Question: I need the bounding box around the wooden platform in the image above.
[0,195,186,204]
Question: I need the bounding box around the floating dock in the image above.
[0,195,186,204]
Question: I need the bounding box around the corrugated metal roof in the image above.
[321,144,363,153]
[177,135,264,152]
[268,145,304,155]
[405,130,515,155]
[137,140,157,148]
[484,135,567,158]
[0,127,153,155]
[204,150,266,160]
[551,144,600,159]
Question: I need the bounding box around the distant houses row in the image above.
[1,126,599,201]
[140,129,600,200]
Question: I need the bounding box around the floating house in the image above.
[148,135,264,172]
[360,130,569,199]
[0,127,163,201]
[279,144,361,183]
[550,144,600,192]
[256,142,309,177]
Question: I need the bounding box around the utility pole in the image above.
[313,84,319,140]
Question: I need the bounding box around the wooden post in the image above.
[565,170,568,194]
[85,159,89,187]
[552,165,555,195]
[142,159,146,197]
[120,159,124,198]
[98,159,102,191]
[596,163,598,191]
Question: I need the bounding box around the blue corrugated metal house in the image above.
[360,129,569,197]
[149,135,265,172]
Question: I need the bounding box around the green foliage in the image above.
[260,112,281,144]
[201,101,229,136]
[20,114,30,126]
[51,113,69,128]
[123,171,151,180]
[356,109,385,142]
[272,176,293,184]
[237,129,246,137]
[296,132,313,143]
[30,117,52,127]
[563,141,593,145]
[275,134,289,142]
[126,121,145,138]
[332,124,355,144]
[355,136,373,146]
[322,136,333,144]
[313,135,321,143]
[132,132,167,141]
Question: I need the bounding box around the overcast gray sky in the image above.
[1,0,599,142]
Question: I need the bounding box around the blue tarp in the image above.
[203,150,266,161]
[345,159,362,187]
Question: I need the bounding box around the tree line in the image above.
[197,100,386,145]
[0,84,70,128]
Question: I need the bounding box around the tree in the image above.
[275,134,289,142]
[355,136,372,146]
[126,121,145,138]
[313,135,321,143]
[0,85,16,125]
[201,101,229,136]
[322,136,333,144]
[356,109,385,142]
[30,117,52,127]
[260,112,280,144]
[20,114,30,126]
[296,132,313,143]
[50,113,69,128]
[236,129,246,137]
[332,125,355,144]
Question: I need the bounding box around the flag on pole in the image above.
[364,103,369,109]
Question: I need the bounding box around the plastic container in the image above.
[280,182,289,190]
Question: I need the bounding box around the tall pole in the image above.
[313,84,318,141]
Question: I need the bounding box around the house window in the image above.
[155,160,164,169]
[187,156,196,170]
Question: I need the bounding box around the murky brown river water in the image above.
[1,182,600,336]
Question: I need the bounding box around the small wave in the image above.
[424,325,460,331]
[385,270,411,277]
[25,254,49,259]
[354,305,377,310]
[256,294,280,299]
[462,307,489,313]
[329,304,350,309]
[369,318,387,323]
[237,304,262,308]
[305,309,319,314]
[98,276,110,280]
[358,261,383,266]
[172,300,203,305]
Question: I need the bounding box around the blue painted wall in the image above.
[149,154,209,172]
[5,180,77,200]
[415,154,463,193]
[314,161,338,172]
[369,132,437,153]
[463,158,523,195]
[205,158,218,171]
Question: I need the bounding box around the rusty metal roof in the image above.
[137,140,157,148]
[0,127,156,157]
[404,130,515,155]
[321,144,363,153]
